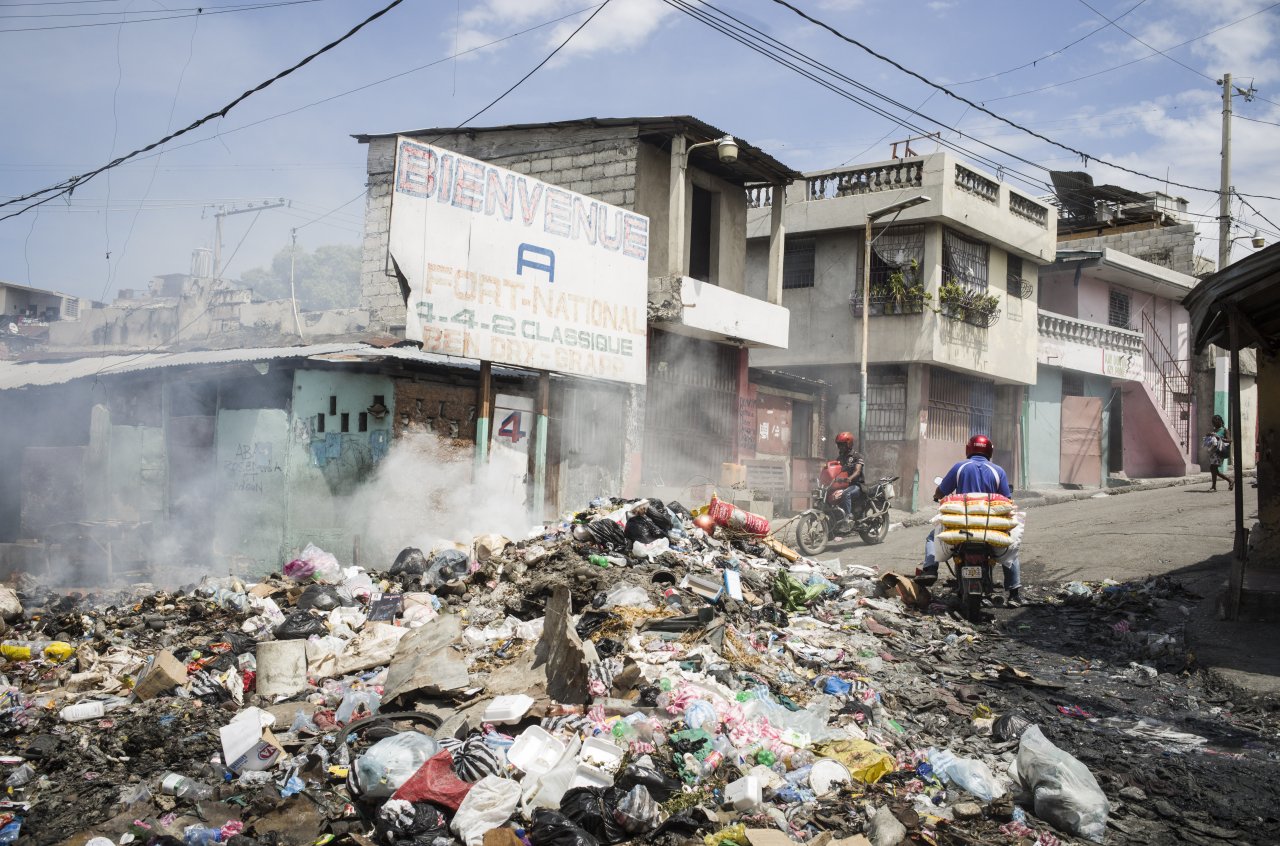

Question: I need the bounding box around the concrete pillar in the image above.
[622,383,646,498]
[1215,350,1230,421]
[766,185,786,305]
[667,136,687,278]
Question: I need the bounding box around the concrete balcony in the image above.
[747,151,1057,263]
[1037,309,1143,380]
[649,275,789,349]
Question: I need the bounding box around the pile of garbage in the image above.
[0,496,1112,846]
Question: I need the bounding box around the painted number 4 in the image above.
[498,411,527,444]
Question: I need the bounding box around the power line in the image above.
[1234,190,1280,237]
[950,0,1150,86]
[293,190,366,233]
[1235,113,1280,128]
[0,0,304,17]
[0,0,324,32]
[0,0,407,221]
[984,2,1280,104]
[1072,0,1213,82]
[764,0,1280,201]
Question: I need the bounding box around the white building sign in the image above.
[389,137,649,384]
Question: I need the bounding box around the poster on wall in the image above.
[389,137,649,385]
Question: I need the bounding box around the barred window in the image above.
[1108,289,1131,330]
[783,237,816,289]
[943,228,990,291]
[927,369,995,442]
[1006,255,1023,292]
[866,367,908,442]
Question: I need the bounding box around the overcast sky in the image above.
[2,0,1278,301]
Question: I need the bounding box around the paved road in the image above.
[817,482,1257,590]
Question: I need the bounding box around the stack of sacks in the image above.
[935,493,1023,547]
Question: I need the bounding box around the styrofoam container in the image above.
[570,763,614,789]
[506,726,566,777]
[724,775,762,810]
[809,759,853,795]
[579,737,625,769]
[256,640,308,697]
[483,693,535,725]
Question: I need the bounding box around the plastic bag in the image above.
[351,733,443,799]
[624,514,663,544]
[585,519,626,548]
[528,809,600,846]
[559,787,627,845]
[1009,725,1110,843]
[296,543,342,584]
[424,549,471,588]
[615,764,681,803]
[375,798,450,846]
[393,750,474,810]
[993,712,1032,743]
[611,784,659,835]
[392,547,429,576]
[296,584,352,612]
[450,775,522,846]
[274,610,326,640]
[927,748,1005,801]
[283,558,316,581]
[643,500,674,532]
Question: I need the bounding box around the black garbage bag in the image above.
[528,809,600,846]
[585,519,627,549]
[614,764,681,803]
[375,799,451,846]
[644,499,674,532]
[575,610,615,639]
[666,501,692,521]
[391,547,429,576]
[993,712,1032,743]
[651,808,714,839]
[423,549,471,588]
[624,514,663,544]
[296,584,352,612]
[274,609,327,640]
[560,787,628,845]
[220,631,257,655]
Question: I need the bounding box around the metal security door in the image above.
[1060,395,1103,486]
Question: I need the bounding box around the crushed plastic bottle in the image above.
[161,772,215,801]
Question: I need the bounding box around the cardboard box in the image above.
[132,650,189,701]
[220,706,284,772]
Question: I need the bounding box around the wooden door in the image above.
[1060,395,1103,486]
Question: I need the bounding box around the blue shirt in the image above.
[938,455,1011,499]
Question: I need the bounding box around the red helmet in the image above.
[835,431,854,447]
[966,434,994,459]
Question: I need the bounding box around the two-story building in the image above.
[356,116,798,508]
[744,152,1057,506]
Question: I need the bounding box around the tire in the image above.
[793,511,829,557]
[858,511,890,545]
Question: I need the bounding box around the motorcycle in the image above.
[928,477,1005,623]
[792,460,898,556]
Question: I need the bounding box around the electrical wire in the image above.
[763,0,1280,200]
[2,0,304,16]
[1235,113,1280,128]
[1072,0,1213,83]
[0,0,324,31]
[292,190,366,232]
[1234,190,1280,238]
[0,0,407,220]
[218,209,263,277]
[950,0,1150,86]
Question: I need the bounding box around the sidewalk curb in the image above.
[889,470,1257,531]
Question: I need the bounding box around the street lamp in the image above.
[859,194,931,444]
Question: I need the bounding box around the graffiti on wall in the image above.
[224,442,283,493]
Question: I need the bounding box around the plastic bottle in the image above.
[588,555,611,568]
[662,589,689,613]
[184,827,223,846]
[162,772,215,801]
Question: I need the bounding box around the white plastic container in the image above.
[255,640,308,697]
[725,775,762,810]
[809,759,853,795]
[579,737,625,770]
[570,763,614,789]
[483,694,535,725]
[60,700,106,722]
[506,726,566,777]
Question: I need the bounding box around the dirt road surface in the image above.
[810,483,1279,845]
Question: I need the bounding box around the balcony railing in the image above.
[851,291,929,317]
[954,163,998,204]
[806,159,924,201]
[746,185,774,208]
[1009,191,1049,228]
[1037,310,1143,355]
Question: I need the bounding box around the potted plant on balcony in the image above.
[938,278,968,321]
[972,292,1001,325]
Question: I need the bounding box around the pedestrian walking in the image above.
[1205,414,1233,491]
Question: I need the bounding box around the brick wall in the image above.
[360,126,643,331]
[1062,223,1197,276]
[393,377,478,443]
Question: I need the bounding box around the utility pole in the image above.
[1216,74,1256,271]
[205,199,289,279]
[289,228,304,340]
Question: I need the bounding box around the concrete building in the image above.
[1031,248,1200,486]
[0,281,95,358]
[355,116,798,505]
[744,152,1057,505]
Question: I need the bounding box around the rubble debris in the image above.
[0,495,1274,846]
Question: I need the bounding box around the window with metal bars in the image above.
[866,367,908,441]
[1006,255,1023,292]
[942,228,989,291]
[927,369,995,442]
[1108,289,1131,330]
[783,237,816,289]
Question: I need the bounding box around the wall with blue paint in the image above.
[1027,367,1114,487]
[284,369,394,561]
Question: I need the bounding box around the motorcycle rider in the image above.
[834,431,866,524]
[917,434,1022,606]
